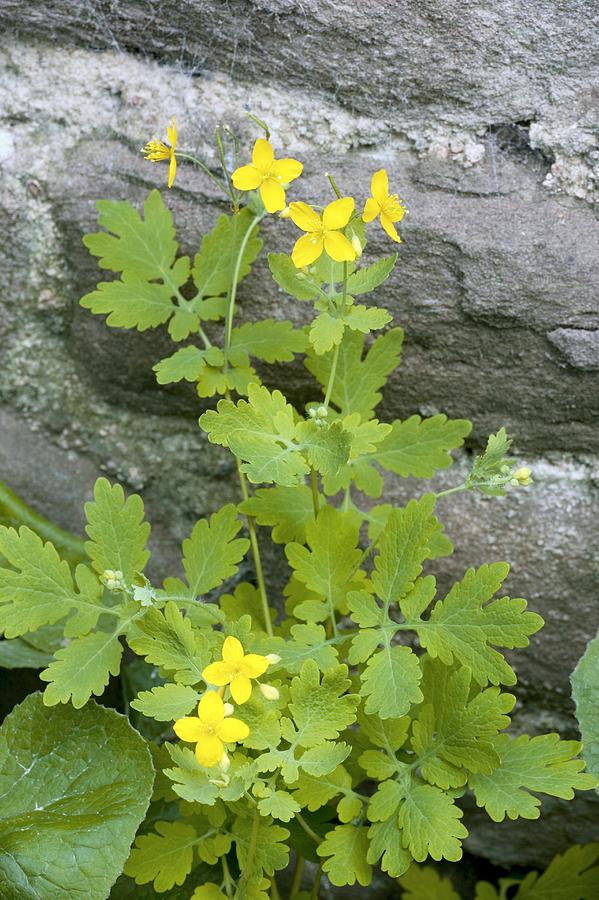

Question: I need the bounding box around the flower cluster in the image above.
[173,637,278,768]
[142,121,407,264]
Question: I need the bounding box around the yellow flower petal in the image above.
[222,636,244,664]
[324,230,357,262]
[232,164,262,191]
[362,197,380,223]
[241,653,270,678]
[380,212,402,243]
[230,673,252,704]
[292,233,324,268]
[173,716,205,743]
[143,140,170,161]
[167,117,177,150]
[198,690,225,725]
[271,158,303,184]
[322,197,355,230]
[289,201,322,233]
[385,198,406,222]
[195,733,224,767]
[260,178,286,213]
[217,716,250,743]
[167,153,177,189]
[202,661,233,686]
[252,138,274,173]
[371,169,389,206]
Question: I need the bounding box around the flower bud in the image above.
[223,702,235,717]
[351,234,363,259]
[220,751,231,772]
[513,466,532,485]
[308,407,317,418]
[316,405,328,418]
[265,653,281,665]
[279,205,291,219]
[259,683,280,701]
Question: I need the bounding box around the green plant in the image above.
[0,119,595,899]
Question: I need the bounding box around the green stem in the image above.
[224,213,264,354]
[435,482,468,498]
[221,855,235,899]
[323,342,340,409]
[270,877,281,900]
[215,126,236,203]
[234,454,273,638]
[310,469,320,518]
[326,173,342,198]
[310,863,323,900]
[239,807,261,895]
[197,324,213,349]
[296,813,322,845]
[289,856,304,899]
[174,152,229,196]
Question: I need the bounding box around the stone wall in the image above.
[1,0,598,872]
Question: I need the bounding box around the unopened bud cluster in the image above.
[101,569,125,591]
[308,405,329,427]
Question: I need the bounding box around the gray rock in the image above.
[1,1,599,873]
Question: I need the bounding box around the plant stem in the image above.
[215,126,236,203]
[239,807,261,895]
[234,455,274,638]
[323,341,340,409]
[174,152,229,196]
[289,856,305,898]
[295,813,322,845]
[270,877,281,900]
[435,482,468,498]
[310,469,320,518]
[225,213,264,353]
[310,863,323,900]
[221,855,235,899]
[197,324,213,349]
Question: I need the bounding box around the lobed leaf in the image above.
[374,414,472,478]
[84,477,150,583]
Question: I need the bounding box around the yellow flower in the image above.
[202,636,270,704]
[289,197,357,268]
[362,169,406,243]
[232,138,303,213]
[142,117,178,188]
[173,690,249,768]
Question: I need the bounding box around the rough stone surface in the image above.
[1,1,599,874]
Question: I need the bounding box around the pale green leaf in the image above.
[239,485,318,544]
[80,279,175,331]
[181,505,249,598]
[231,320,308,362]
[40,628,123,708]
[287,659,357,747]
[360,644,423,718]
[367,818,412,878]
[290,765,353,812]
[414,563,544,686]
[124,820,197,892]
[374,415,472,478]
[399,783,467,862]
[298,742,352,776]
[469,733,597,822]
[154,345,210,384]
[372,495,439,605]
[168,308,200,341]
[128,602,209,685]
[257,623,340,674]
[343,304,392,333]
[309,312,345,355]
[0,692,153,899]
[84,477,150,583]
[346,254,397,294]
[398,864,461,899]
[571,629,599,784]
[368,778,404,822]
[232,815,290,878]
[268,252,320,301]
[317,825,372,887]
[130,683,200,721]
[257,790,301,822]
[192,210,262,298]
[514,843,599,900]
[305,327,403,419]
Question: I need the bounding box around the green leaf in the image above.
[257,790,301,822]
[309,313,345,354]
[298,742,352,776]
[268,252,320,301]
[232,815,290,878]
[398,783,467,862]
[239,485,318,544]
[346,254,397,294]
[374,415,472,478]
[128,602,209,685]
[360,644,423,719]
[258,623,340,674]
[469,427,513,496]
[368,778,405,822]
[191,885,227,900]
[84,477,150,583]
[317,825,372,887]
[219,582,276,634]
[514,843,599,900]
[39,626,123,708]
[287,659,358,747]
[295,420,352,478]
[0,527,103,638]
[130,683,200,721]
[181,505,249,598]
[80,279,175,331]
[414,563,544,686]
[290,765,353,811]
[154,345,211,384]
[192,209,262,298]
[162,744,219,805]
[469,733,597,822]
[168,308,200,342]
[83,190,178,279]
[124,820,198,892]
[367,818,412,878]
[236,690,282,751]
[412,660,514,790]
[286,506,364,618]
[0,636,55,669]
[372,495,439,605]
[231,320,308,362]
[571,629,599,784]
[398,864,461,899]
[305,327,403,419]
[0,692,153,899]
[343,304,392,334]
